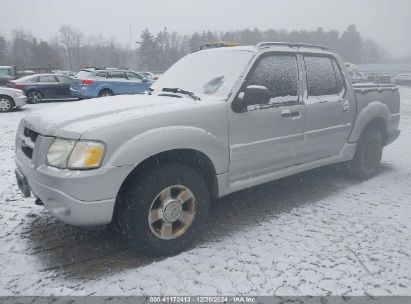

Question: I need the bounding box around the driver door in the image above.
[228,53,305,182]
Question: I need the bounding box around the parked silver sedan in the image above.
[0,87,27,112]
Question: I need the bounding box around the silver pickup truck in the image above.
[15,42,400,256]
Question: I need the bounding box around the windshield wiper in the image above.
[162,88,201,101]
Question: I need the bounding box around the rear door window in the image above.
[94,72,107,79]
[332,60,345,94]
[110,71,126,79]
[304,56,338,96]
[39,75,57,83]
[247,54,299,104]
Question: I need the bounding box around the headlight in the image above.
[46,138,105,169]
[68,141,105,169]
[46,138,76,168]
[14,92,24,97]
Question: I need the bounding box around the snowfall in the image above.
[0,89,410,297]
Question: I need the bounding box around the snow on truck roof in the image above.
[199,42,335,54]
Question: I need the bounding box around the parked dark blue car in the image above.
[7,74,73,103]
[70,68,153,98]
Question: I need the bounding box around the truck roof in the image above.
[199,42,335,55]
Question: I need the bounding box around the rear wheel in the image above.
[27,91,43,104]
[0,96,14,112]
[116,163,210,256]
[348,127,383,179]
[98,89,113,97]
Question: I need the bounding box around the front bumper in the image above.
[13,95,27,107]
[15,166,116,226]
[15,135,134,226]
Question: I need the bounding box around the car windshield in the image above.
[150,49,253,99]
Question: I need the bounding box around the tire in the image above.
[116,163,210,256]
[27,91,43,104]
[0,95,14,112]
[98,89,113,97]
[348,127,383,179]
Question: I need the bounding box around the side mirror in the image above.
[243,85,270,106]
[142,78,149,83]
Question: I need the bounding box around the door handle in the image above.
[281,110,300,118]
[281,110,291,117]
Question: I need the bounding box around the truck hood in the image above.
[23,94,205,138]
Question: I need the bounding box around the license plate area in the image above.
[15,169,31,197]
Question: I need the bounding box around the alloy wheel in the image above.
[28,91,42,103]
[148,185,197,240]
[0,97,12,112]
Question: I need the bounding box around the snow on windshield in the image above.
[150,50,253,99]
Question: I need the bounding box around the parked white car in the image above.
[0,87,27,112]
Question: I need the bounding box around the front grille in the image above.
[21,128,39,159]
[24,128,39,143]
[22,146,33,159]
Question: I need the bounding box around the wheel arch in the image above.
[348,101,390,144]
[113,148,219,221]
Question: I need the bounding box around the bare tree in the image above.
[59,26,83,70]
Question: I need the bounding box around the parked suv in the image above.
[15,42,400,256]
[70,68,153,98]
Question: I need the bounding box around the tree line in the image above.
[0,24,386,73]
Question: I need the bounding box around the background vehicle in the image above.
[395,73,411,86]
[137,71,160,80]
[70,68,153,98]
[0,66,17,86]
[7,74,73,103]
[15,42,400,256]
[0,87,27,112]
[54,70,76,78]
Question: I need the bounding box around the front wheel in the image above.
[27,91,43,104]
[116,163,210,256]
[348,127,383,179]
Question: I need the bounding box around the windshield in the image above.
[150,50,253,99]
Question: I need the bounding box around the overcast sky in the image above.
[1,0,410,58]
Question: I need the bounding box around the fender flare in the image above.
[108,126,229,174]
[348,101,390,143]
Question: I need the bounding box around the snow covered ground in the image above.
[0,90,410,296]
